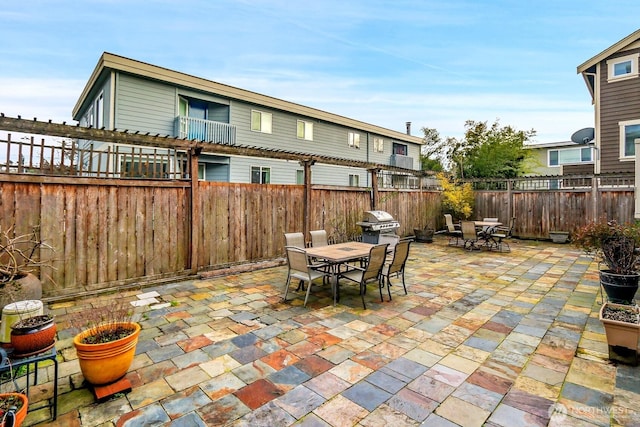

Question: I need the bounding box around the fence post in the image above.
[189,147,201,272]
[369,168,379,209]
[591,175,598,222]
[507,179,513,220]
[301,159,314,239]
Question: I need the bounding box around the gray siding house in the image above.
[72,52,424,187]
[577,29,640,176]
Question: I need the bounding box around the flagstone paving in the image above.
[19,237,640,426]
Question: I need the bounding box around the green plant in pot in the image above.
[572,219,640,304]
[70,296,141,386]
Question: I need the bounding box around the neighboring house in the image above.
[577,29,640,176]
[72,52,424,187]
[523,140,595,176]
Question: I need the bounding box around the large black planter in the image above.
[414,228,434,243]
[599,270,640,304]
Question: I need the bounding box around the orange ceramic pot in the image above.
[0,393,28,427]
[10,315,56,356]
[73,322,141,386]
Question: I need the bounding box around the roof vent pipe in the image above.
[406,122,411,135]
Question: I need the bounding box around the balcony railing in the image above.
[175,116,237,145]
[390,154,413,169]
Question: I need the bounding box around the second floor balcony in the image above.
[390,154,413,169]
[175,116,237,145]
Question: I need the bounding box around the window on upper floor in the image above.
[251,110,272,134]
[607,53,639,82]
[619,119,640,158]
[348,132,360,148]
[548,147,593,166]
[392,142,407,156]
[373,137,384,153]
[251,166,270,184]
[297,120,313,141]
[349,174,360,186]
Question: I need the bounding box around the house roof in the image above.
[524,140,577,149]
[73,52,424,145]
[577,29,640,74]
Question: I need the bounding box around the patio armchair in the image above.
[337,243,389,309]
[381,240,411,300]
[285,232,305,249]
[444,214,463,246]
[460,221,482,250]
[490,217,515,252]
[283,246,332,307]
[310,229,329,247]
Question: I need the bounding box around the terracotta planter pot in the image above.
[73,322,141,386]
[0,393,28,427]
[10,315,56,356]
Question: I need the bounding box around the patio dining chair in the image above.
[283,246,331,307]
[460,221,482,250]
[310,229,329,247]
[381,240,411,300]
[284,232,305,249]
[444,214,462,246]
[337,243,389,309]
[490,217,515,252]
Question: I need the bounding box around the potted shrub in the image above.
[414,224,435,243]
[599,302,640,365]
[71,297,141,386]
[572,219,640,304]
[0,392,28,427]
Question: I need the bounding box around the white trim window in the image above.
[297,120,313,141]
[619,119,640,158]
[607,53,640,82]
[251,166,270,184]
[349,174,360,186]
[373,137,384,153]
[548,147,593,166]
[251,110,272,134]
[296,169,304,185]
[348,132,360,149]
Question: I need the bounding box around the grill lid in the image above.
[362,210,394,223]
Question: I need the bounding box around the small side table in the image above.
[0,346,58,421]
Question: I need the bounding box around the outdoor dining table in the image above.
[305,241,375,303]
[473,220,502,249]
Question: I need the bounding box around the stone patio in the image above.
[16,236,640,426]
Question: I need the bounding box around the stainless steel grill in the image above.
[356,210,400,243]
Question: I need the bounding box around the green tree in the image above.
[450,120,535,179]
[419,127,446,172]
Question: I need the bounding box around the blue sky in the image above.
[1,1,640,144]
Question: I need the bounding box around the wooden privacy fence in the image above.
[1,174,441,299]
[471,174,636,239]
[1,116,638,299]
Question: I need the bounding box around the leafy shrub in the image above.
[437,173,474,220]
